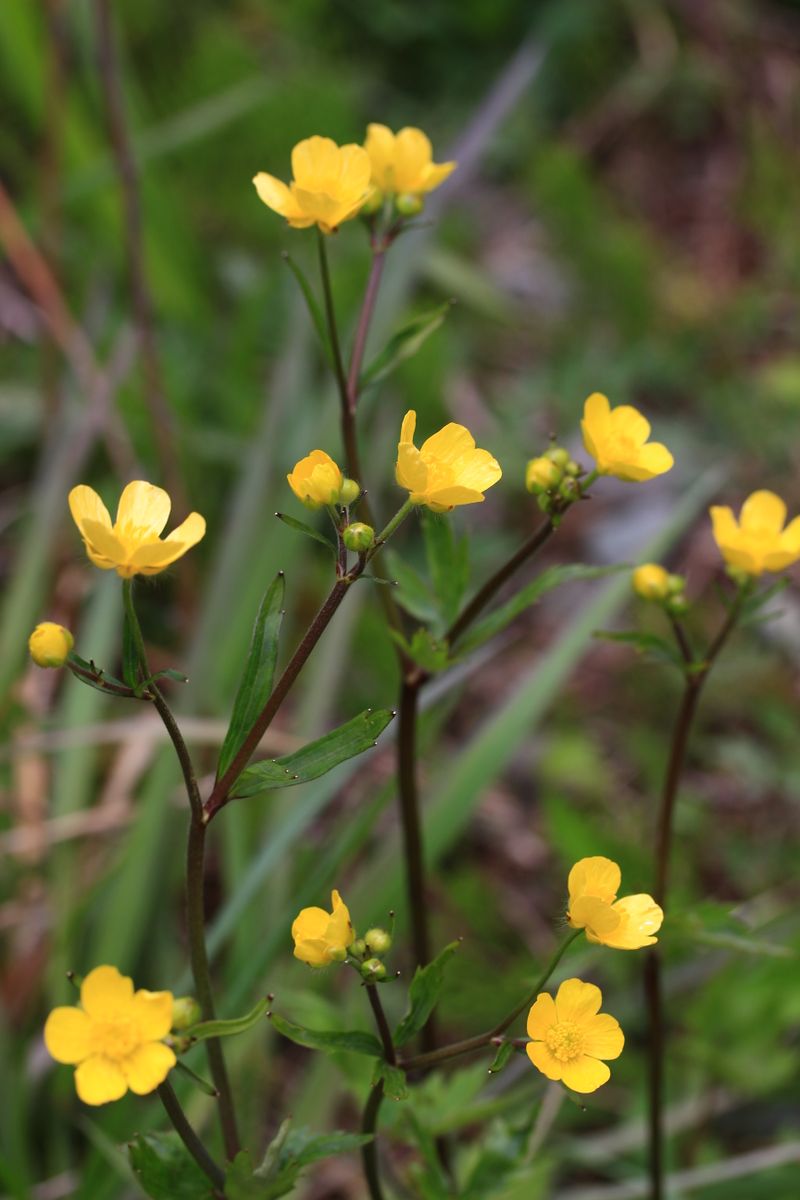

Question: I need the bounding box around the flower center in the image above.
[545,1021,585,1062]
[90,1018,141,1060]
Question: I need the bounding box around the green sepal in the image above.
[268,1011,384,1058]
[394,941,460,1047]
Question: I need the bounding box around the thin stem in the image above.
[365,984,396,1064]
[361,1082,386,1200]
[347,247,386,408]
[371,497,414,553]
[397,678,430,969]
[157,1080,226,1193]
[67,660,141,699]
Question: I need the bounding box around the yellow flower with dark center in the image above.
[567,856,663,950]
[526,978,624,1093]
[581,393,673,483]
[364,125,456,200]
[44,965,175,1105]
[292,890,353,967]
[396,410,502,513]
[287,450,344,509]
[28,622,74,667]
[68,482,205,579]
[632,563,671,600]
[253,136,371,234]
[710,490,800,576]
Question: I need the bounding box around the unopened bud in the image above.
[364,928,392,955]
[361,188,384,216]
[172,996,202,1031]
[343,522,374,553]
[632,564,671,601]
[339,478,361,506]
[667,573,686,596]
[666,593,689,617]
[546,446,570,468]
[361,958,387,982]
[525,456,561,494]
[328,945,348,963]
[558,478,582,502]
[28,623,74,668]
[565,459,581,477]
[396,192,424,216]
[349,938,366,959]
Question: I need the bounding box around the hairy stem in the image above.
[157,1079,226,1193]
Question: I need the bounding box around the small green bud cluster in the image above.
[348,926,393,982]
[526,444,585,516]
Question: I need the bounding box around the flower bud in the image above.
[364,927,392,955]
[339,478,361,506]
[565,459,581,477]
[396,192,424,216]
[343,522,374,553]
[525,456,561,494]
[666,573,686,596]
[171,996,202,1031]
[632,564,671,601]
[28,623,73,668]
[361,958,387,982]
[666,593,689,617]
[349,938,367,959]
[361,188,384,216]
[546,446,571,468]
[558,478,582,502]
[328,944,348,963]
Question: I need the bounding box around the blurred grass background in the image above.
[2,0,800,1197]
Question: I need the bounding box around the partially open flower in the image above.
[254,136,371,234]
[69,482,205,579]
[396,410,502,512]
[526,978,624,1093]
[364,125,456,204]
[28,622,74,667]
[292,890,353,967]
[632,563,671,600]
[567,856,663,950]
[581,393,673,483]
[287,450,344,509]
[710,490,800,576]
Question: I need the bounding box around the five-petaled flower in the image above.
[567,856,663,950]
[710,490,800,576]
[28,622,74,667]
[69,481,205,579]
[292,890,353,966]
[581,393,673,483]
[44,965,176,1105]
[364,125,456,203]
[253,136,371,234]
[526,978,624,1093]
[396,410,502,513]
[287,450,345,509]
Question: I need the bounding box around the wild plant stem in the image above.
[365,984,397,1065]
[347,247,386,407]
[361,1082,386,1200]
[316,228,355,475]
[157,1080,226,1193]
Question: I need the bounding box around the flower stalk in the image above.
[157,1079,226,1194]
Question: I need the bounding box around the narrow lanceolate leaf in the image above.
[186,996,270,1042]
[217,573,286,780]
[269,1012,384,1058]
[488,1040,514,1074]
[282,252,334,367]
[360,301,452,388]
[456,564,626,656]
[68,653,129,695]
[372,1060,409,1100]
[275,512,337,557]
[231,709,395,799]
[129,1133,214,1200]
[593,629,685,669]
[394,941,460,1047]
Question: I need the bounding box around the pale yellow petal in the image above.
[253,172,303,220]
[130,513,206,574]
[608,405,651,446]
[526,992,557,1041]
[710,506,739,552]
[418,160,457,192]
[420,422,475,466]
[740,490,787,535]
[424,484,486,509]
[69,485,112,538]
[526,1041,563,1081]
[81,966,134,1020]
[582,1014,624,1060]
[561,1054,610,1093]
[554,978,603,1024]
[599,894,663,949]
[396,443,428,494]
[131,990,173,1041]
[74,1055,128,1105]
[80,519,126,567]
[292,906,331,944]
[567,856,621,904]
[293,938,331,967]
[115,481,171,539]
[399,410,417,444]
[44,1006,92,1064]
[122,1042,176,1095]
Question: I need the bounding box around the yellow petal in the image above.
[526,1041,564,1081]
[400,411,417,444]
[710,505,738,549]
[779,514,800,552]
[424,484,486,509]
[81,965,134,1021]
[740,490,787,535]
[74,1055,128,1105]
[123,1042,176,1095]
[554,978,603,1024]
[599,894,663,949]
[560,1054,610,1093]
[69,485,112,537]
[394,127,434,192]
[327,889,353,947]
[292,136,339,190]
[396,443,429,495]
[420,422,476,466]
[568,856,621,904]
[582,1013,624,1060]
[630,443,674,479]
[365,123,396,189]
[293,938,332,967]
[583,392,611,429]
[44,1006,92,1064]
[337,144,371,195]
[570,896,622,937]
[253,172,303,221]
[131,989,173,1041]
[419,160,457,192]
[292,906,330,944]
[115,481,171,538]
[80,519,126,567]
[526,992,557,1041]
[609,405,651,446]
[130,514,206,574]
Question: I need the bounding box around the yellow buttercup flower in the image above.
[253,136,371,234]
[632,563,671,600]
[396,410,502,513]
[44,965,175,1106]
[68,481,205,579]
[567,856,663,950]
[364,124,456,201]
[710,490,800,576]
[292,890,353,967]
[287,450,344,509]
[28,622,74,667]
[526,978,624,1093]
[581,393,673,483]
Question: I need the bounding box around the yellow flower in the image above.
[28,622,74,667]
[364,124,456,201]
[526,978,624,1093]
[710,490,800,576]
[567,856,663,950]
[396,410,502,513]
[632,563,671,600]
[292,890,353,967]
[68,481,205,579]
[44,965,175,1106]
[581,393,673,483]
[253,136,371,234]
[287,450,344,509]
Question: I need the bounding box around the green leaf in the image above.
[422,510,469,627]
[281,252,333,368]
[275,511,337,556]
[231,709,395,799]
[279,1127,373,1168]
[738,576,789,626]
[144,667,189,686]
[224,1125,373,1200]
[217,574,285,779]
[384,550,439,623]
[372,1060,408,1100]
[457,564,626,656]
[360,301,452,387]
[394,941,460,1047]
[129,1132,214,1200]
[594,629,685,669]
[225,1150,295,1200]
[488,1041,514,1074]
[268,1011,384,1058]
[67,653,130,695]
[390,628,451,673]
[186,996,270,1041]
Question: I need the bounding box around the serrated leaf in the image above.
[268,1011,384,1058]
[275,512,337,556]
[594,629,684,669]
[422,510,469,627]
[129,1132,214,1200]
[394,941,459,1047]
[231,709,394,799]
[282,252,333,368]
[372,1060,408,1100]
[186,996,270,1041]
[456,564,626,656]
[217,574,285,780]
[360,301,452,388]
[488,1041,514,1074]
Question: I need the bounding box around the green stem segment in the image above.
[157,1080,226,1194]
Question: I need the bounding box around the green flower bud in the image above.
[343,522,375,553]
[361,958,387,982]
[396,192,424,216]
[667,573,686,596]
[364,927,392,955]
[361,188,384,216]
[28,622,74,668]
[546,446,570,467]
[558,478,582,502]
[565,459,581,477]
[666,594,689,617]
[171,996,202,1031]
[349,938,367,959]
[525,456,561,494]
[338,477,361,506]
[328,944,348,963]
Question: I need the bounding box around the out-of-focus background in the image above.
[2,1,800,1197]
